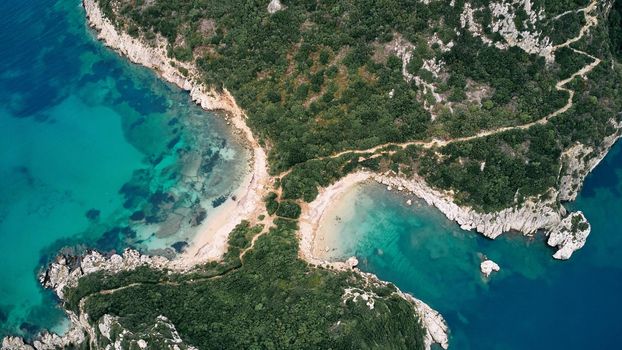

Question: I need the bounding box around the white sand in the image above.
[298,171,373,265]
[83,0,271,267]
[181,146,269,264]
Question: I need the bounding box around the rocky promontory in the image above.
[547,211,591,260]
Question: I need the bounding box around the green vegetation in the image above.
[96,0,622,211]
[69,220,427,349]
[64,0,622,346]
[609,0,622,58]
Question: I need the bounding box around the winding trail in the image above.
[278,0,601,179]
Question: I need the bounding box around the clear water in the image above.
[0,0,247,338]
[324,142,622,349]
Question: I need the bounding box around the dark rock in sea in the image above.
[145,215,161,224]
[167,117,179,126]
[191,208,207,226]
[150,191,174,206]
[119,181,150,206]
[96,227,123,252]
[130,210,145,221]
[129,117,145,130]
[19,322,40,336]
[150,154,164,165]
[0,307,8,323]
[85,208,101,221]
[167,135,181,150]
[212,195,227,208]
[171,241,189,253]
[201,151,220,174]
[122,226,137,239]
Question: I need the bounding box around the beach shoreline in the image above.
[298,172,374,267]
[82,0,270,267]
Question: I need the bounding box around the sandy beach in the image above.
[83,0,272,266]
[298,171,374,265]
[181,145,269,264]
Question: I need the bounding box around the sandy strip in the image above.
[181,146,268,264]
[83,0,270,267]
[298,171,373,266]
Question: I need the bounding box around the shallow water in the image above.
[322,142,622,349]
[0,0,247,337]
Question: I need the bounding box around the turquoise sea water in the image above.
[324,142,622,349]
[0,0,247,338]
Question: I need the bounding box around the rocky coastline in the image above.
[3,249,197,350]
[372,121,620,260]
[1,1,449,349]
[6,1,619,349]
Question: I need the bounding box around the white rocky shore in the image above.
[348,271,449,350]
[376,173,563,240]
[559,125,622,201]
[40,249,174,299]
[2,2,450,349]
[2,249,197,350]
[374,120,620,258]
[547,211,591,260]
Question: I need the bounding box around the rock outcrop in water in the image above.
[547,211,591,260]
[353,271,449,350]
[480,259,501,278]
[370,120,621,259]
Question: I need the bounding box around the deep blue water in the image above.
[326,141,622,349]
[0,0,247,338]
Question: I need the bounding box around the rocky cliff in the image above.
[547,211,591,260]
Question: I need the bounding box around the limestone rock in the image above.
[42,249,172,300]
[559,124,622,201]
[267,0,284,14]
[2,337,34,350]
[547,211,591,260]
[480,259,500,277]
[345,256,359,269]
[403,294,449,350]
[375,174,563,239]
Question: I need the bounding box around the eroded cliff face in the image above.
[547,211,591,260]
[348,271,449,350]
[376,174,564,239]
[460,0,553,62]
[40,249,173,299]
[559,121,622,201]
[96,314,198,350]
[3,249,191,350]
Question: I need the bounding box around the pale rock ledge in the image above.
[547,211,591,260]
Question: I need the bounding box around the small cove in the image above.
[318,142,622,349]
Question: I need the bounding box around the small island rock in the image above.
[480,259,500,278]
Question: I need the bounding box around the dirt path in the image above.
[277,0,601,179]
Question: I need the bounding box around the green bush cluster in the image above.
[74,220,427,349]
